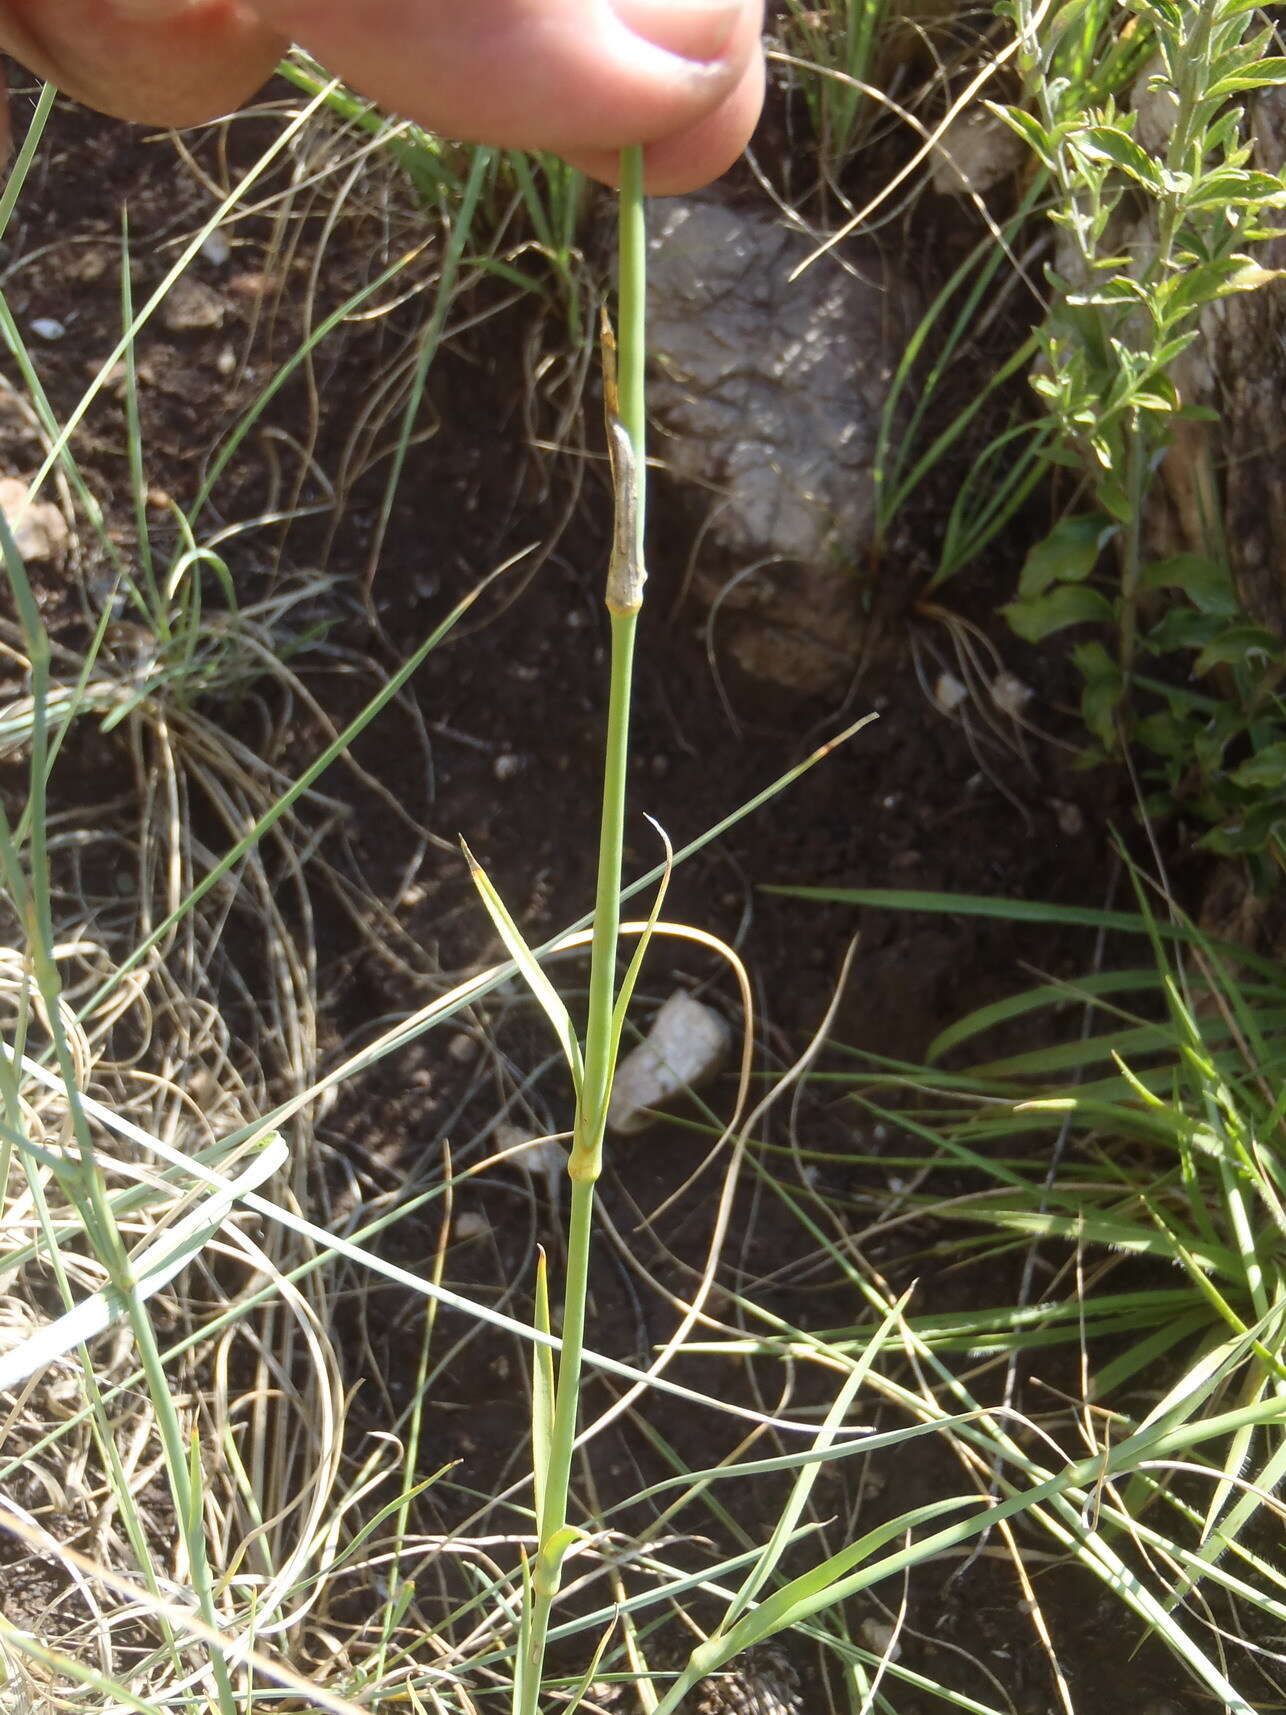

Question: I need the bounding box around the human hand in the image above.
[0,0,765,192]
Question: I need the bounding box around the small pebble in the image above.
[447,1033,476,1063]
[162,276,226,333]
[607,991,731,1135]
[858,1618,900,1659]
[0,477,69,565]
[934,670,969,713]
[1053,799,1084,837]
[493,753,524,782]
[453,1210,490,1242]
[200,229,232,267]
[30,317,66,341]
[991,670,1033,718]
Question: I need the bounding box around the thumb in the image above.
[251,0,765,191]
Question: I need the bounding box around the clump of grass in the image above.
[778,0,893,180]
[768,873,1286,1703]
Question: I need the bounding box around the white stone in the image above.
[991,671,1033,717]
[931,108,1026,196]
[0,477,68,564]
[607,991,731,1135]
[933,670,968,713]
[453,1210,490,1243]
[200,230,232,267]
[858,1617,901,1659]
[162,276,226,333]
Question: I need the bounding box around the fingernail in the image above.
[610,0,744,62]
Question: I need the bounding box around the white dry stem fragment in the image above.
[605,415,645,615]
[607,990,731,1135]
[601,307,645,615]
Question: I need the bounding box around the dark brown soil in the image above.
[0,74,1244,1715]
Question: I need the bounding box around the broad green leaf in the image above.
[1194,625,1283,673]
[1228,743,1286,791]
[989,102,1058,168]
[1144,606,1227,653]
[1138,554,1238,615]
[1019,512,1111,596]
[1004,583,1114,642]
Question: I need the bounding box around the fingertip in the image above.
[569,43,764,194]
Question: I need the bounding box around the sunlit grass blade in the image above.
[0,1133,286,1391]
[463,840,584,1095]
[531,1247,556,1525]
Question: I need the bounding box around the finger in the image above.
[564,37,764,194]
[0,0,284,128]
[252,0,765,187]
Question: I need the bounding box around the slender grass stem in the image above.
[517,144,647,1715]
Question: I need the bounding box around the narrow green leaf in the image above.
[1075,125,1164,188]
[462,840,583,1094]
[1207,59,1286,96]
[607,815,673,1080]
[531,1248,556,1525]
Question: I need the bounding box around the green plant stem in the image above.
[1118,414,1148,678]
[576,611,639,1164]
[518,143,647,1715]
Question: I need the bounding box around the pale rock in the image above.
[200,229,232,267]
[0,478,69,564]
[452,1210,490,1243]
[990,670,1033,717]
[933,670,968,712]
[931,107,1026,196]
[162,276,226,333]
[496,1124,565,1199]
[647,195,912,693]
[1131,55,1181,159]
[607,991,731,1135]
[858,1617,901,1659]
